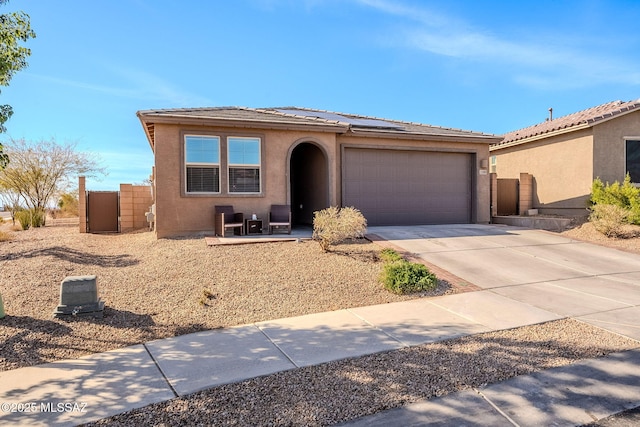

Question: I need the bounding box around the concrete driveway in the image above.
[368,224,640,341]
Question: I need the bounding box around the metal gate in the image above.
[87,191,119,232]
[497,179,519,215]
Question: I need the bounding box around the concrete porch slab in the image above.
[145,325,296,396]
[429,291,563,330]
[479,349,640,426]
[578,306,640,341]
[256,310,404,367]
[491,282,632,317]
[0,345,174,427]
[349,299,490,347]
[205,228,312,246]
[491,215,573,232]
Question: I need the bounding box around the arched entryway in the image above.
[289,142,329,225]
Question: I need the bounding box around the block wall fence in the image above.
[79,176,153,233]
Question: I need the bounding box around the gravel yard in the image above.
[2,220,640,426]
[0,224,446,371]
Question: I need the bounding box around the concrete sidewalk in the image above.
[0,292,637,426]
[1,224,640,426]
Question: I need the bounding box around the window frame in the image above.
[490,155,497,173]
[227,136,262,194]
[625,138,640,184]
[184,134,221,194]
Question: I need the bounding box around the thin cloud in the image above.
[355,0,640,89]
[27,67,211,107]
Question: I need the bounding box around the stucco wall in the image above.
[153,123,338,237]
[491,128,594,214]
[592,110,640,185]
[152,122,493,237]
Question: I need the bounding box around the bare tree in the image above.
[0,138,105,217]
[0,188,21,224]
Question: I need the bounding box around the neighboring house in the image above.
[490,99,640,217]
[137,107,500,238]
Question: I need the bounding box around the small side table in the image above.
[245,219,263,235]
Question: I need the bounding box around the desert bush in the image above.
[379,248,403,263]
[589,204,629,237]
[0,230,11,242]
[14,208,45,230]
[591,175,640,224]
[380,260,437,294]
[312,206,367,252]
[57,192,79,217]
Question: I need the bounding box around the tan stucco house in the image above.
[137,107,500,238]
[490,99,640,216]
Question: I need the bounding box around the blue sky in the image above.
[3,0,640,190]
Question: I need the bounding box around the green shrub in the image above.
[312,206,367,252]
[14,208,45,230]
[590,175,640,224]
[380,260,438,294]
[14,210,31,230]
[589,204,629,237]
[379,248,403,263]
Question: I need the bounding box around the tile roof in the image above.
[137,106,500,143]
[496,99,640,147]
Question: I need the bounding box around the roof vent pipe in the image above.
[548,107,553,121]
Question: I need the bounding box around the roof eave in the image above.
[348,128,501,144]
[137,111,156,153]
[136,112,350,134]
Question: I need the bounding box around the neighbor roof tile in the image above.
[496,99,640,146]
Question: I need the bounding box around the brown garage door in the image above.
[343,148,472,225]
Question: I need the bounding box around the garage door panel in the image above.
[343,148,472,226]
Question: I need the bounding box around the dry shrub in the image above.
[312,206,367,252]
[0,231,11,242]
[589,204,629,237]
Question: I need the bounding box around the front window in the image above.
[228,137,261,193]
[626,140,640,183]
[185,135,220,193]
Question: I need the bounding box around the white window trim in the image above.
[184,134,221,194]
[227,136,262,194]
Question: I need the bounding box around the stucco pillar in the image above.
[519,173,533,215]
[78,176,87,233]
[490,173,498,218]
[120,184,133,232]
